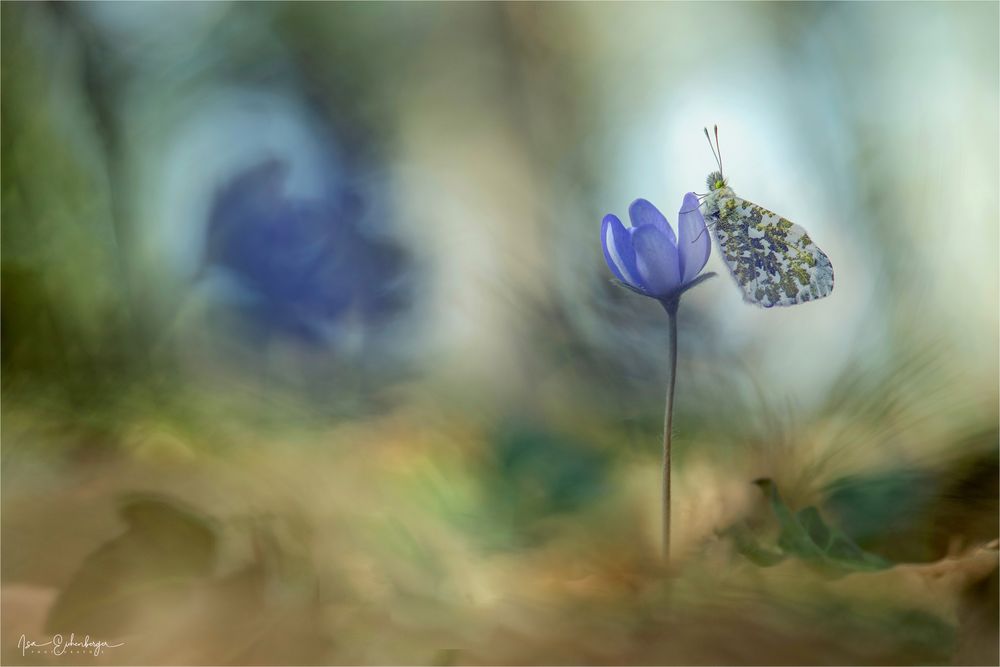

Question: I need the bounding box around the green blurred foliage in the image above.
[729,479,891,577]
[480,423,610,549]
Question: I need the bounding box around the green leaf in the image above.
[797,507,832,551]
[737,479,893,577]
[724,522,786,567]
[755,479,827,563]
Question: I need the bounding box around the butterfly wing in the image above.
[711,194,834,308]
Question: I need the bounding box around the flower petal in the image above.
[632,225,681,297]
[677,192,711,284]
[601,214,642,289]
[628,199,676,247]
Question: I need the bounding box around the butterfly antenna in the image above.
[704,127,721,172]
[714,124,723,177]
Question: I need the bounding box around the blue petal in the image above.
[632,225,681,297]
[677,192,711,284]
[601,214,642,289]
[628,199,676,247]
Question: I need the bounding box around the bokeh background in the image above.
[2,2,997,665]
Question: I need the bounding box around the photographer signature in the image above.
[18,633,125,658]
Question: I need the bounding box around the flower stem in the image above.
[662,300,679,562]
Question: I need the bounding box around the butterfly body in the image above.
[703,171,834,308]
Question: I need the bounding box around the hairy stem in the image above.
[662,299,679,562]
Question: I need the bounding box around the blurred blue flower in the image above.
[203,159,410,345]
[601,193,711,309]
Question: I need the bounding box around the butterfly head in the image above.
[703,126,727,191]
[706,171,727,191]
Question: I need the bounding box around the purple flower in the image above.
[204,160,410,345]
[601,193,712,309]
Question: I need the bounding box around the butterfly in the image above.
[699,126,834,308]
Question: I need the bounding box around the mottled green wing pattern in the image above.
[711,194,834,308]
